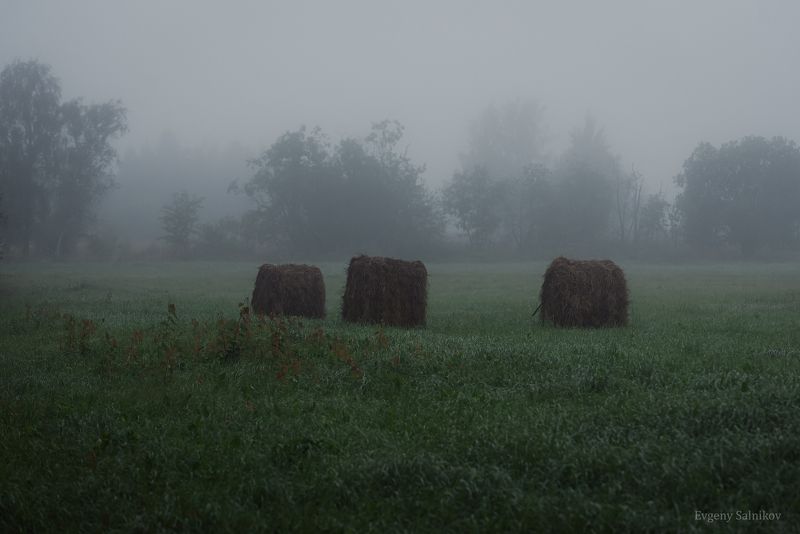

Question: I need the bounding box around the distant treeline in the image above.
[2,60,800,261]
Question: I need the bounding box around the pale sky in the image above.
[2,0,799,194]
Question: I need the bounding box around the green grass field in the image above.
[1,260,799,532]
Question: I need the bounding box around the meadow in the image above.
[1,260,799,532]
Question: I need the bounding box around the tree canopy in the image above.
[460,98,548,180]
[676,136,800,257]
[0,59,127,257]
[160,191,204,257]
[443,113,625,254]
[242,121,442,257]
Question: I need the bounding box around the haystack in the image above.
[251,263,326,319]
[341,255,427,327]
[538,256,628,327]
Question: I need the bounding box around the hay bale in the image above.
[539,256,628,327]
[251,263,326,319]
[341,255,427,327]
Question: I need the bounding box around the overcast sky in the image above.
[2,0,799,194]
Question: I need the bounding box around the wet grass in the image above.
[1,260,799,532]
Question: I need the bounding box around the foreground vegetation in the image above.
[1,261,799,532]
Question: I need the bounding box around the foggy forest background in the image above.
[3,2,800,264]
[3,1,799,264]
[3,58,800,263]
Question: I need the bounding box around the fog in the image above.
[2,0,800,258]
[3,1,798,185]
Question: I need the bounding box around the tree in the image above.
[107,136,251,245]
[360,120,442,253]
[160,191,204,257]
[676,136,800,257]
[0,60,61,256]
[449,98,549,251]
[442,166,502,248]
[614,168,643,245]
[196,216,249,258]
[667,200,682,249]
[244,126,336,253]
[551,117,619,246]
[0,59,126,257]
[496,163,555,252]
[0,191,5,260]
[243,122,442,256]
[45,99,127,256]
[674,142,725,250]
[460,98,548,180]
[638,192,670,243]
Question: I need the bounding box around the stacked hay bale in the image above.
[539,256,628,327]
[251,263,326,318]
[341,255,427,327]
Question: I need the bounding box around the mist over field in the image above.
[2,0,800,259]
[3,3,800,531]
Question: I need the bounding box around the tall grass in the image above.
[1,261,798,532]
